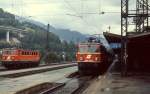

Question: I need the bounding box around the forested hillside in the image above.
[16,15,87,43]
[0,8,76,62]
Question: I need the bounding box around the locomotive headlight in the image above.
[95,57,98,61]
[86,55,92,59]
[7,56,11,60]
[80,57,83,60]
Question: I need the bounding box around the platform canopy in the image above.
[103,32,121,43]
[128,32,150,43]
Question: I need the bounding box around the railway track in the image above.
[13,71,98,94]
[38,74,97,94]
[0,66,78,94]
[34,59,118,94]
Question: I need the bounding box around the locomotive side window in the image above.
[27,52,29,55]
[21,51,38,55]
[29,52,31,55]
[100,46,106,53]
[22,51,24,55]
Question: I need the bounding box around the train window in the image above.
[79,45,100,53]
[22,51,24,55]
[95,47,100,52]
[25,52,27,55]
[100,46,106,53]
[2,50,17,55]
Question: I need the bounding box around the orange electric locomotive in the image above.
[76,36,114,75]
[1,48,41,69]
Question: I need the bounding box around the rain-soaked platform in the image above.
[0,66,77,94]
[83,72,150,94]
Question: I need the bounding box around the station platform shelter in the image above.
[127,32,150,72]
[104,32,150,72]
[103,32,121,55]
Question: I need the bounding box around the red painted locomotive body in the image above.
[76,38,113,75]
[76,43,107,63]
[1,48,40,68]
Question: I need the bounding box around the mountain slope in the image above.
[50,28,86,42]
[0,8,76,61]
[15,16,87,43]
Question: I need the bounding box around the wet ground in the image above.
[50,76,93,94]
[82,59,150,94]
[0,66,77,94]
[82,72,150,94]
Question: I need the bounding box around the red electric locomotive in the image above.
[1,48,40,69]
[0,50,2,62]
[76,36,113,75]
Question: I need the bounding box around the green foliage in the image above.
[45,52,63,63]
[0,8,4,13]
[0,8,76,62]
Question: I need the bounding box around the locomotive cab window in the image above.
[2,50,17,55]
[79,44,100,53]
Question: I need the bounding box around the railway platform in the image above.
[0,66,77,94]
[0,63,77,77]
[75,58,150,94]
[83,70,150,94]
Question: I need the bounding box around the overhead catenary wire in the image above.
[63,0,103,34]
[63,0,121,34]
[9,0,119,34]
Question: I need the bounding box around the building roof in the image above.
[103,32,121,43]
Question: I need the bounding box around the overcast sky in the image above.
[0,0,136,35]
